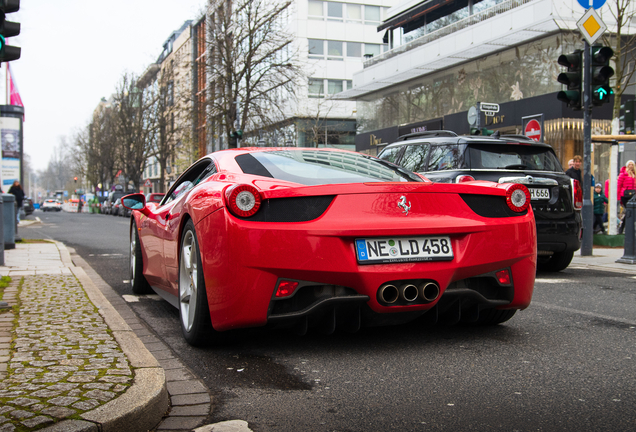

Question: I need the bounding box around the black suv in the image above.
[377,131,582,272]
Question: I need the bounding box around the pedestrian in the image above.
[617,160,636,234]
[567,159,574,169]
[8,180,25,223]
[593,183,608,234]
[565,155,582,182]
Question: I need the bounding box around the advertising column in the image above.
[0,105,24,192]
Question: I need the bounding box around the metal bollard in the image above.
[1,194,15,250]
[617,196,636,264]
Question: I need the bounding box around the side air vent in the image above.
[460,194,527,218]
[237,196,335,222]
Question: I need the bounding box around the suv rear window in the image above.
[468,144,563,172]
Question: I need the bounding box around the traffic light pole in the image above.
[581,40,593,256]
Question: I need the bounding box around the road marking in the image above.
[532,301,636,326]
[535,278,574,284]
[122,294,162,302]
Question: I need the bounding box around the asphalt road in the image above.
[22,210,636,432]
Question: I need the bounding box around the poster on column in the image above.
[0,116,21,193]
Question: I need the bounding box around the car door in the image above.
[161,159,217,294]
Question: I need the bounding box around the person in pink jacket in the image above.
[618,160,636,206]
[617,160,636,234]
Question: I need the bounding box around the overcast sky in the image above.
[7,0,206,171]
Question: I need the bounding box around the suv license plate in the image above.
[529,188,550,200]
[355,237,453,264]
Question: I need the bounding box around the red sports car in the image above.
[122,148,536,345]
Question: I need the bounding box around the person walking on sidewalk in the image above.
[594,183,608,234]
[565,155,582,183]
[8,180,24,222]
[617,160,636,234]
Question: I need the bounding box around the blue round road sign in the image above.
[577,0,606,9]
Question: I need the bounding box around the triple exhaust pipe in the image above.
[378,281,440,305]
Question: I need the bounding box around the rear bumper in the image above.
[536,215,582,253]
[197,208,537,332]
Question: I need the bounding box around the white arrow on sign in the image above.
[480,103,500,113]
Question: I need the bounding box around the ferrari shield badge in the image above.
[398,196,411,215]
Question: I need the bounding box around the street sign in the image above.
[480,103,500,113]
[577,0,606,10]
[577,8,606,45]
[144,179,152,187]
[483,111,496,117]
[524,119,542,141]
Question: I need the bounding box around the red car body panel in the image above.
[131,148,537,333]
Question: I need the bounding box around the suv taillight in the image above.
[571,179,583,210]
[455,175,475,183]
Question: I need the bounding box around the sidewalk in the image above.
[571,246,636,274]
[0,241,169,432]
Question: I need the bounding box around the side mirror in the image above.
[122,193,148,213]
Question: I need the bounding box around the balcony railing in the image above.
[363,0,537,68]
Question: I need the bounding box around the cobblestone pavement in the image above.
[0,274,131,431]
[0,241,169,432]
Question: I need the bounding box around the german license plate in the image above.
[355,236,453,264]
[529,188,550,200]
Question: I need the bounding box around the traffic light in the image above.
[591,45,614,106]
[469,127,494,136]
[470,127,481,135]
[74,177,78,183]
[0,0,20,63]
[557,50,582,110]
[620,100,634,134]
[229,129,243,139]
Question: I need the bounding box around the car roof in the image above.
[382,132,552,150]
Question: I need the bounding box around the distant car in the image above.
[123,147,537,346]
[23,198,34,215]
[103,191,126,215]
[377,131,582,272]
[42,199,62,212]
[112,198,122,216]
[145,193,165,204]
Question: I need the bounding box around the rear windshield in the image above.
[236,149,421,185]
[468,144,564,172]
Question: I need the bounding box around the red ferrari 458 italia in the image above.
[122,147,536,345]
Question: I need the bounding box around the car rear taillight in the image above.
[571,179,583,210]
[455,175,475,183]
[505,183,530,212]
[496,269,511,285]
[225,184,262,217]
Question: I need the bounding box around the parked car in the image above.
[145,193,165,204]
[103,191,126,215]
[23,198,34,215]
[122,147,537,346]
[377,130,582,272]
[42,199,62,212]
[112,198,122,216]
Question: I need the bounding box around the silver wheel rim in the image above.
[179,230,198,332]
[130,231,136,287]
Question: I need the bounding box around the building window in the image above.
[308,39,324,58]
[364,43,381,57]
[364,5,380,23]
[346,4,361,21]
[168,81,174,106]
[309,78,324,97]
[347,42,361,57]
[308,0,323,18]
[327,2,343,20]
[346,80,353,90]
[327,40,343,60]
[328,80,343,94]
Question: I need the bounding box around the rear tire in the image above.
[475,308,516,325]
[179,220,214,346]
[537,250,574,272]
[130,222,152,294]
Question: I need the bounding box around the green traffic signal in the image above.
[591,45,614,107]
[0,0,20,63]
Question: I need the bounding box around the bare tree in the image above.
[208,0,302,148]
[112,73,160,191]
